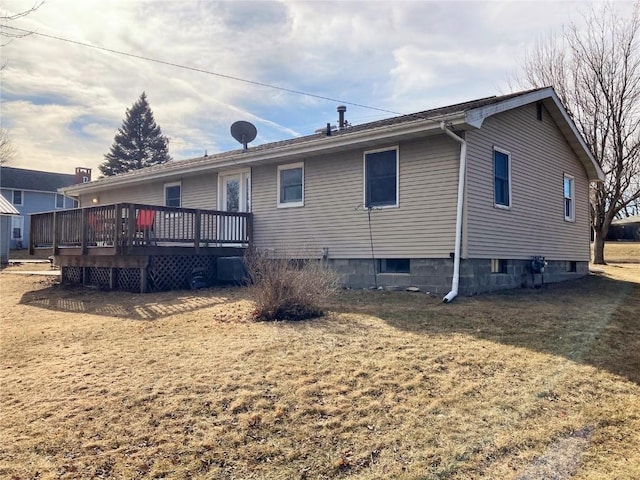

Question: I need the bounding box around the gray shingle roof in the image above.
[80,87,549,188]
[0,166,77,192]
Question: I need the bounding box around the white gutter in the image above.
[440,122,467,303]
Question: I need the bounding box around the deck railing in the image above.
[29,203,253,255]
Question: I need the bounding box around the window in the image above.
[564,175,575,221]
[73,199,79,208]
[365,147,398,208]
[493,148,511,208]
[378,258,410,274]
[164,182,181,207]
[277,163,304,207]
[55,194,64,209]
[567,261,577,273]
[12,190,23,205]
[491,259,507,274]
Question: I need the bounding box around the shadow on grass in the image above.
[19,283,244,321]
[325,273,640,386]
[17,271,640,385]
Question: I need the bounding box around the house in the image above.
[0,166,91,250]
[607,214,640,241]
[42,86,603,297]
[0,194,20,264]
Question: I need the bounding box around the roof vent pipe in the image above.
[326,123,332,136]
[337,105,347,130]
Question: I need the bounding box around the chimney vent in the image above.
[75,167,92,184]
[337,105,347,130]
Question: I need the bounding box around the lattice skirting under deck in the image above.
[60,256,218,293]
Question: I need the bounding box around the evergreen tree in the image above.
[100,92,172,176]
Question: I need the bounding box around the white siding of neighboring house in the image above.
[250,135,460,259]
[464,102,591,261]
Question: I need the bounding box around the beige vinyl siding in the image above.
[79,173,218,210]
[251,135,460,259]
[465,103,591,261]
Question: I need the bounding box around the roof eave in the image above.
[62,113,467,196]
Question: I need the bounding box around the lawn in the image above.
[1,261,639,479]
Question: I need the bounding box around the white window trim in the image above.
[363,146,400,209]
[12,189,23,206]
[55,193,65,209]
[164,181,182,208]
[563,174,575,222]
[277,162,304,208]
[493,147,512,210]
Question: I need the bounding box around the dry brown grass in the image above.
[595,241,640,263]
[1,262,639,479]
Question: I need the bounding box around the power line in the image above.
[1,24,402,115]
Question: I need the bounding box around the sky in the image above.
[0,0,634,175]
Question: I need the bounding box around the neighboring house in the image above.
[60,87,604,297]
[607,214,640,241]
[0,166,91,249]
[0,194,20,264]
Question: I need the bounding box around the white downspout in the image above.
[440,122,466,303]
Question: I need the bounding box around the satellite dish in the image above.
[230,121,257,151]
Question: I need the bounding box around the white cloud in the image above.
[0,0,617,175]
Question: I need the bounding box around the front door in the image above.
[218,170,250,243]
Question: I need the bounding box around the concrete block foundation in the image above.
[327,258,588,296]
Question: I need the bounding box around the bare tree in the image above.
[517,2,640,264]
[0,128,16,165]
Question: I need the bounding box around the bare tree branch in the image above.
[515,1,640,264]
[0,1,44,50]
[0,128,16,165]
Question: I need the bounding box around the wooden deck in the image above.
[29,203,252,292]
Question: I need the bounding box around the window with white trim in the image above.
[12,190,23,205]
[364,147,398,208]
[493,148,511,208]
[164,182,181,207]
[563,174,575,222]
[55,194,65,209]
[277,162,304,207]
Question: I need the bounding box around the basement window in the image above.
[378,258,410,274]
[567,261,577,273]
[491,259,507,274]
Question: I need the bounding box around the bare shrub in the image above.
[244,248,338,321]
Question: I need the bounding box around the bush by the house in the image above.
[244,248,338,321]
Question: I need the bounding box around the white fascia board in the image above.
[465,87,605,182]
[62,114,466,196]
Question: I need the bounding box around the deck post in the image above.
[246,213,253,248]
[127,204,136,251]
[114,204,122,254]
[52,211,59,256]
[81,209,88,255]
[109,268,116,289]
[194,209,201,254]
